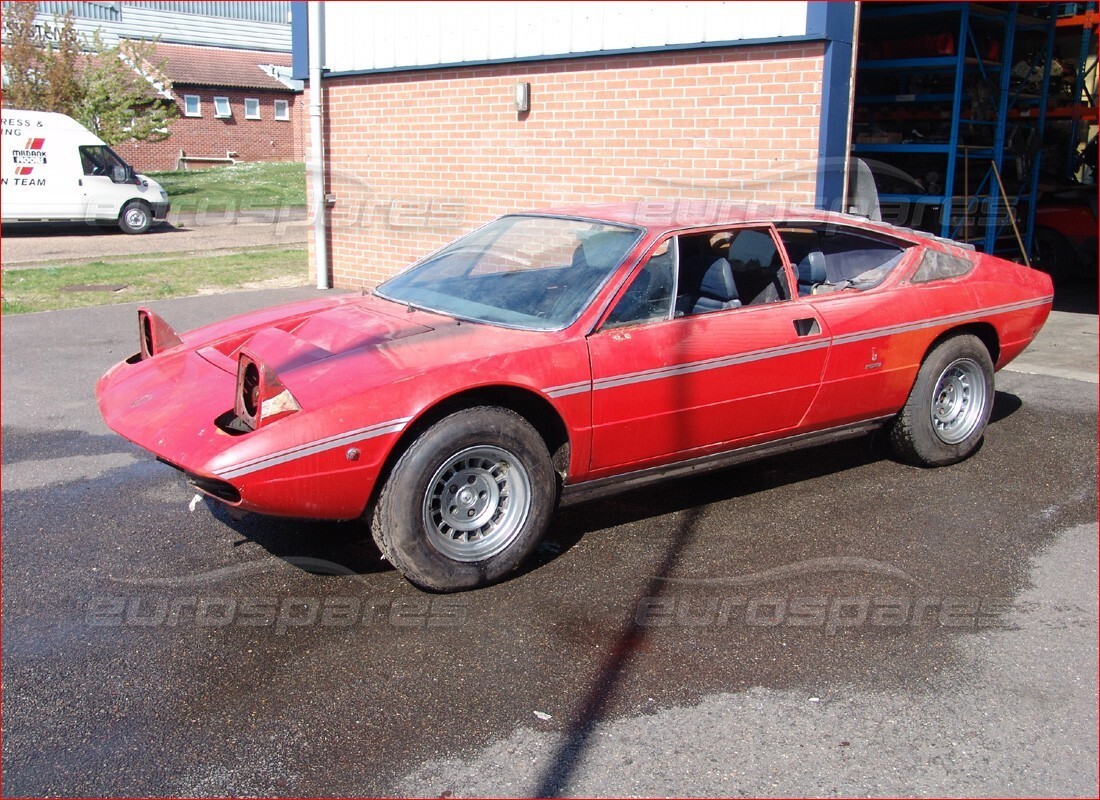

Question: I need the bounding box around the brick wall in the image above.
[114,87,304,172]
[311,42,826,289]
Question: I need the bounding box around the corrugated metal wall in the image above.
[3,1,291,51]
[321,1,809,73]
[27,1,289,24]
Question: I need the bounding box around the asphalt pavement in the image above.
[1,287,1097,797]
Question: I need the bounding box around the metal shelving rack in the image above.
[1055,1,1098,181]
[851,2,1056,258]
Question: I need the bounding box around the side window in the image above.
[603,239,675,328]
[79,145,106,176]
[725,228,790,305]
[777,225,912,295]
[183,95,201,117]
[675,227,789,316]
[79,145,131,183]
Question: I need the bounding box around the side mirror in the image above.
[111,164,128,183]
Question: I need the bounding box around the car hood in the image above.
[190,295,439,377]
[172,293,560,410]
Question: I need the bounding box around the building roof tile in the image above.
[150,42,293,92]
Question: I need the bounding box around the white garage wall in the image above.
[321,1,809,72]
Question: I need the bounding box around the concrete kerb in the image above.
[1003,309,1099,384]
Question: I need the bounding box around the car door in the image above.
[585,226,830,476]
[776,223,925,430]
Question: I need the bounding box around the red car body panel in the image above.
[96,204,1053,520]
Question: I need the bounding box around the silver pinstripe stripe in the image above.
[830,296,1052,347]
[216,417,413,480]
[545,380,589,398]
[592,338,831,391]
[546,295,1052,397]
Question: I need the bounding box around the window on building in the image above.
[274,99,289,121]
[245,98,260,119]
[183,95,201,117]
[213,96,232,118]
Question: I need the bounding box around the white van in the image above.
[2,110,170,234]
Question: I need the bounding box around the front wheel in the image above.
[119,200,152,234]
[889,334,995,467]
[370,407,556,591]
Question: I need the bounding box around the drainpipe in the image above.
[308,0,329,290]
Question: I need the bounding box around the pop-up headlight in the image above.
[234,350,301,431]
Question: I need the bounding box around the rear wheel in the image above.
[119,200,152,234]
[889,334,995,467]
[371,406,556,591]
[1031,226,1077,285]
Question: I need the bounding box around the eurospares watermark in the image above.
[635,594,1014,634]
[85,594,468,634]
[637,555,1015,634]
[86,556,468,633]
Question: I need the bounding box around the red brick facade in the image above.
[313,42,826,289]
[114,87,303,172]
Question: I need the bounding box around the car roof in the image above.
[541,200,848,229]
[537,201,967,249]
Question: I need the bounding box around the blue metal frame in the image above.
[981,6,1017,252]
[809,2,858,212]
[290,0,308,81]
[853,2,1055,259]
[1020,13,1055,257]
[1067,2,1098,180]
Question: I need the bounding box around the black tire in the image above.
[119,200,152,234]
[889,334,995,467]
[371,406,556,591]
[1031,226,1076,285]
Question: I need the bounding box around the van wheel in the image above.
[119,201,152,234]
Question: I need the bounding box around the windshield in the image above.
[376,215,644,330]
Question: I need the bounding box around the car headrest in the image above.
[798,251,827,285]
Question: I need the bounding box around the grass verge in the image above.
[147,161,306,214]
[1,247,307,314]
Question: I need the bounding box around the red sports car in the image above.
[96,203,1053,591]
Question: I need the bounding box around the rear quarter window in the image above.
[910,248,974,283]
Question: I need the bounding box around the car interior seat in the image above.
[690,257,742,314]
[797,251,827,295]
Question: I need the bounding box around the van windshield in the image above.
[79,146,133,183]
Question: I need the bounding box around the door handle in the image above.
[793,318,821,337]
